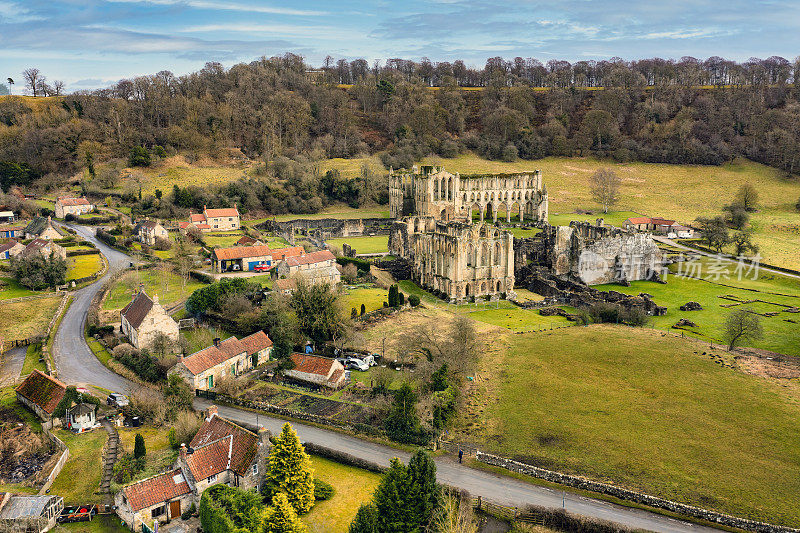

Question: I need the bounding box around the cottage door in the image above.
[169,500,181,519]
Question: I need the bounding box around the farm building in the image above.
[235,235,262,246]
[0,226,24,239]
[21,239,66,261]
[0,240,24,260]
[171,331,272,390]
[120,289,180,351]
[15,370,67,422]
[187,205,240,232]
[0,211,15,223]
[273,278,297,295]
[0,493,64,533]
[135,220,169,246]
[54,197,93,219]
[116,469,193,530]
[284,353,346,389]
[115,407,269,530]
[273,250,340,286]
[211,245,304,273]
[24,217,66,241]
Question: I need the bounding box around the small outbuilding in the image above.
[284,353,346,389]
[15,370,67,422]
[0,493,64,533]
[65,403,97,433]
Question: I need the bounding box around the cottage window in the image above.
[151,505,166,518]
[252,464,258,475]
[207,473,218,483]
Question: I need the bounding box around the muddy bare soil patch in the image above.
[735,347,800,380]
[0,407,56,484]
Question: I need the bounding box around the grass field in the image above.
[21,343,46,375]
[67,254,103,281]
[57,515,132,533]
[594,265,800,356]
[51,429,108,503]
[273,206,391,221]
[342,287,389,315]
[101,269,206,311]
[454,325,800,526]
[326,235,389,254]
[303,455,381,533]
[419,153,800,270]
[0,276,41,300]
[0,295,62,340]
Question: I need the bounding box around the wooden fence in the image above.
[38,424,69,496]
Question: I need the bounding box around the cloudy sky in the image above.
[1,0,797,92]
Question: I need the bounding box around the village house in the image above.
[186,205,240,233]
[115,407,269,531]
[135,220,169,246]
[15,370,67,422]
[273,277,297,295]
[0,239,24,260]
[211,245,304,273]
[273,250,340,286]
[0,225,24,239]
[665,224,696,239]
[21,239,67,261]
[24,217,66,240]
[235,235,262,246]
[284,353,346,389]
[54,197,93,219]
[64,403,97,433]
[171,331,272,390]
[120,289,180,351]
[0,211,15,223]
[0,493,64,533]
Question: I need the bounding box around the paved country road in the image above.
[53,225,722,533]
[52,224,138,393]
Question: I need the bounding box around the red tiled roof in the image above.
[196,223,211,230]
[268,246,304,261]
[289,353,335,377]
[274,278,297,292]
[650,218,676,226]
[238,331,272,355]
[22,239,61,258]
[235,236,257,246]
[181,339,246,375]
[123,469,191,512]
[15,370,67,416]
[190,213,206,224]
[189,414,258,477]
[204,207,239,218]
[121,291,154,330]
[178,221,192,229]
[57,197,91,207]
[285,250,335,267]
[625,217,651,224]
[213,245,272,261]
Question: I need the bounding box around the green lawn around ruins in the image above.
[594,262,800,356]
[460,325,800,527]
[326,235,389,255]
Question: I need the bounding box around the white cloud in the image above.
[0,1,43,22]
[103,0,327,16]
[178,23,346,39]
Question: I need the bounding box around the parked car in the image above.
[253,263,270,272]
[106,393,129,407]
[361,354,376,367]
[344,358,369,371]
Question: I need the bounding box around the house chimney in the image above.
[206,405,218,420]
[258,427,271,450]
[180,443,187,458]
[152,293,159,305]
[213,337,221,347]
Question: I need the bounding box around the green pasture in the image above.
[326,235,389,255]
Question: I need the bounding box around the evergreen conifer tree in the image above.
[262,493,307,533]
[133,433,146,459]
[373,458,416,533]
[264,423,315,514]
[407,450,439,528]
[348,503,377,533]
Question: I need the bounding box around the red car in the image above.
[253,263,270,272]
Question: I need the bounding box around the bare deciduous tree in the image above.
[22,68,41,96]
[590,168,621,214]
[723,308,763,350]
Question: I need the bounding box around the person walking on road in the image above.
[459,449,463,463]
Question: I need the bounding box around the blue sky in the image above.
[1,0,797,92]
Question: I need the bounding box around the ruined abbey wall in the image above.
[389,216,515,302]
[390,165,548,223]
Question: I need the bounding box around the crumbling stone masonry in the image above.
[389,217,515,302]
[390,165,548,223]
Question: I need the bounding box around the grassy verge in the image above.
[0,386,42,432]
[67,254,104,281]
[21,343,46,375]
[0,276,42,300]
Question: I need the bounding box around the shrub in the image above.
[133,433,146,459]
[313,478,335,501]
[409,295,420,307]
[128,146,151,167]
[152,237,172,251]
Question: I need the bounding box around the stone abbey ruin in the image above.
[387,165,664,306]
